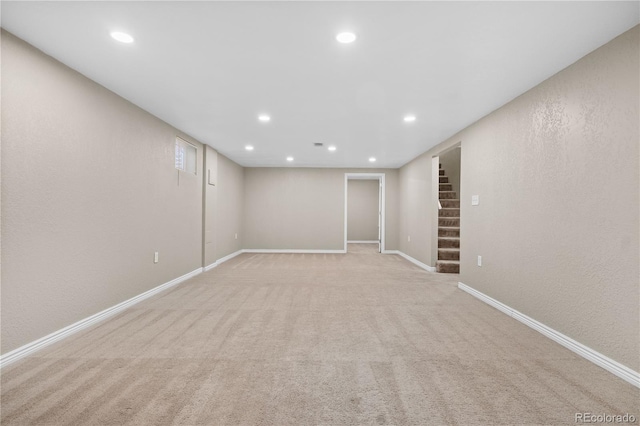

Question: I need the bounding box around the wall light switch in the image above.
[154,251,159,264]
[477,255,482,267]
[408,235,411,242]
[472,195,479,206]
[235,233,238,240]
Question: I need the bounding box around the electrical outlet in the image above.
[472,195,480,206]
[154,251,159,264]
[477,255,482,267]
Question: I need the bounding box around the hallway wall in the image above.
[399,25,639,370]
[2,31,206,353]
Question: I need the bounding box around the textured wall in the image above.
[243,168,398,250]
[347,180,379,241]
[1,31,204,353]
[400,26,639,370]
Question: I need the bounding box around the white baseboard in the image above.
[0,267,202,369]
[387,250,436,272]
[204,249,243,271]
[347,240,379,244]
[242,249,346,254]
[458,282,640,389]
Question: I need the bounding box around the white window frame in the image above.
[175,137,197,175]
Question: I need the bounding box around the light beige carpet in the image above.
[2,244,638,425]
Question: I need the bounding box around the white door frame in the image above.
[344,173,386,253]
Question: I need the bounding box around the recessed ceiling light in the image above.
[369,157,376,163]
[245,145,254,151]
[403,115,417,123]
[110,31,134,44]
[286,156,294,162]
[336,32,357,44]
[258,115,271,122]
[328,146,337,152]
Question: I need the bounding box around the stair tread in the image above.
[438,226,460,230]
[438,248,460,252]
[436,260,460,264]
[438,237,460,240]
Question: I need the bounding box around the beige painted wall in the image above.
[203,147,245,267]
[400,26,639,370]
[215,154,244,260]
[203,146,218,267]
[1,31,205,353]
[243,168,398,250]
[347,180,379,241]
[398,155,435,265]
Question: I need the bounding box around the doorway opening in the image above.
[431,144,461,273]
[344,173,385,253]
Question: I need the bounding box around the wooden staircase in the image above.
[436,165,460,273]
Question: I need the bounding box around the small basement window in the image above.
[175,137,197,174]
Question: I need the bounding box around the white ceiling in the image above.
[2,1,638,168]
